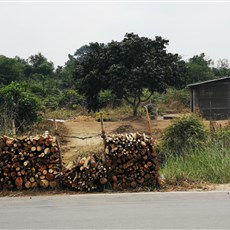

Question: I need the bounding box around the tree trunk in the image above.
[132,100,141,116]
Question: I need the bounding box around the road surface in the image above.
[0,191,230,229]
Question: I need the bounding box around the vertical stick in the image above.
[54,118,58,132]
[12,119,16,138]
[145,107,153,138]
[56,137,63,175]
[145,106,160,187]
[100,112,106,152]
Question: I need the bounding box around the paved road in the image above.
[0,191,230,229]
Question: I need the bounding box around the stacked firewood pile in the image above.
[62,154,107,191]
[105,133,159,190]
[0,135,61,190]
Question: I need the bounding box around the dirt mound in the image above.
[114,125,135,134]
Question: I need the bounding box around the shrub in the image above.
[98,90,119,108]
[59,89,85,109]
[0,82,42,133]
[160,115,208,156]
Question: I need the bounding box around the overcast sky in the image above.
[1,1,230,67]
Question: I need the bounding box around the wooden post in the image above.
[12,119,16,138]
[145,106,160,187]
[145,107,153,137]
[56,137,63,175]
[54,118,58,132]
[100,112,106,153]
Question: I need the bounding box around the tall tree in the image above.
[212,58,230,78]
[185,53,215,84]
[27,52,54,76]
[0,55,25,85]
[74,33,186,115]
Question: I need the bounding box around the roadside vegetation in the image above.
[160,116,230,185]
[0,32,230,188]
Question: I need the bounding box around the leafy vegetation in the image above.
[0,82,42,134]
[160,115,208,156]
[0,32,230,135]
[74,33,187,115]
[160,116,230,184]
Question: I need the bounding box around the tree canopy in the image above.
[0,55,25,85]
[74,33,187,115]
[185,53,215,84]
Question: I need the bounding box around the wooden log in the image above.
[15,177,23,188]
[25,181,32,189]
[40,179,49,188]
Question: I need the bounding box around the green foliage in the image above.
[0,82,42,133]
[74,33,187,115]
[0,55,25,85]
[27,53,54,76]
[98,90,118,108]
[157,88,190,108]
[59,89,85,109]
[161,115,208,156]
[160,145,230,184]
[212,59,230,78]
[185,53,215,84]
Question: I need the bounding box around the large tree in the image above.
[185,53,215,84]
[0,55,25,85]
[212,58,230,78]
[74,33,186,115]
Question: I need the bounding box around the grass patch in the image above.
[160,145,230,184]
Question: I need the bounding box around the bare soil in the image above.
[60,116,171,166]
[60,116,229,166]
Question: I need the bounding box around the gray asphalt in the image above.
[0,191,230,229]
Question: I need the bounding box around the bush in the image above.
[98,90,119,108]
[0,82,42,133]
[59,89,85,109]
[160,115,208,156]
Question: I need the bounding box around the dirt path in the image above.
[61,117,171,167]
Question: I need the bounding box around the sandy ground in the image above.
[61,117,171,166]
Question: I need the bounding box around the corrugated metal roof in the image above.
[187,76,230,88]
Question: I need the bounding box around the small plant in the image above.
[161,115,208,156]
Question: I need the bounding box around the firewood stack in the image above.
[62,154,108,191]
[0,135,61,190]
[105,132,159,190]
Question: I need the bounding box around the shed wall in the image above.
[193,80,230,119]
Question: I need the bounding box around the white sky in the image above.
[1,1,230,67]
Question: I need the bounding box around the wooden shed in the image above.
[187,77,230,120]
